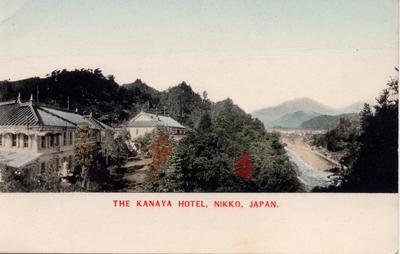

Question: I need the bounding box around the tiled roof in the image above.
[128,111,185,128]
[0,100,111,130]
[0,102,39,126]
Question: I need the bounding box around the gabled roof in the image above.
[128,111,185,128]
[0,99,111,130]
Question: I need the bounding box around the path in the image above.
[121,158,152,192]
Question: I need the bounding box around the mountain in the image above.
[300,113,359,130]
[269,111,319,128]
[252,97,335,128]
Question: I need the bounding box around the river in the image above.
[285,147,335,191]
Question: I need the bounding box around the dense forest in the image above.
[311,118,359,152]
[313,76,398,192]
[0,69,238,128]
[146,106,302,192]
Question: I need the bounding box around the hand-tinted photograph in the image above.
[0,0,397,193]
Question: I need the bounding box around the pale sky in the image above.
[0,0,398,112]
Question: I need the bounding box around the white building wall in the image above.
[0,127,82,173]
[128,127,155,141]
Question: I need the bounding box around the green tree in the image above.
[340,78,398,192]
[74,122,109,191]
[102,129,131,169]
[147,107,302,192]
[0,163,82,192]
[317,75,398,192]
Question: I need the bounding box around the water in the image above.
[285,147,334,191]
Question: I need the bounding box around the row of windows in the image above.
[0,132,74,148]
[0,134,30,148]
[41,132,74,149]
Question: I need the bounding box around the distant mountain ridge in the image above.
[269,110,319,128]
[300,113,359,130]
[252,97,336,128]
[252,97,368,129]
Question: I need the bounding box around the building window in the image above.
[12,134,17,147]
[0,135,2,146]
[49,135,54,147]
[136,129,139,135]
[41,136,46,148]
[69,132,73,145]
[63,132,67,146]
[23,135,29,148]
[54,135,59,146]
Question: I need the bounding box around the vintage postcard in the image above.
[0,0,398,253]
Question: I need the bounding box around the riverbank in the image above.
[281,135,339,171]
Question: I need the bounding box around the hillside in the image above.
[0,69,242,128]
[0,69,131,125]
[122,79,160,96]
[300,113,359,130]
[269,111,319,128]
[252,97,335,128]
[210,98,245,120]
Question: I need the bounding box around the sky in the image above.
[0,0,398,112]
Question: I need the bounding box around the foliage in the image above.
[135,129,159,154]
[74,124,110,191]
[0,69,212,128]
[249,136,303,192]
[102,129,131,168]
[312,118,360,152]
[0,165,36,192]
[148,131,173,172]
[314,75,398,192]
[233,151,255,181]
[146,120,235,192]
[0,68,263,131]
[0,69,131,125]
[0,163,83,192]
[339,78,398,192]
[147,107,302,192]
[158,82,211,127]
